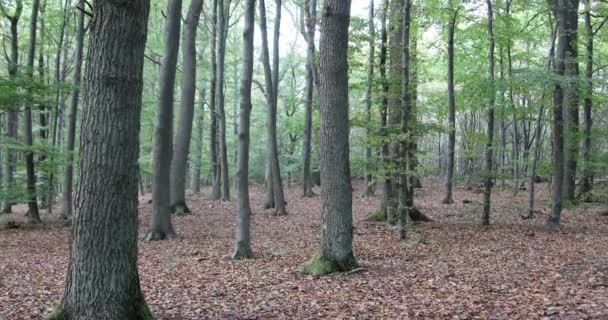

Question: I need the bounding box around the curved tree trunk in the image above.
[145,0,182,241]
[171,0,203,215]
[61,0,85,220]
[53,0,153,318]
[233,0,255,260]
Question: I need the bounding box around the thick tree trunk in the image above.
[145,0,182,241]
[61,0,85,220]
[233,0,255,260]
[216,0,230,202]
[363,0,375,198]
[1,0,22,214]
[443,1,457,205]
[170,0,203,215]
[579,0,593,195]
[300,0,358,276]
[259,0,286,215]
[482,0,495,226]
[398,0,411,240]
[24,0,41,224]
[52,0,153,318]
[300,0,316,198]
[209,0,221,200]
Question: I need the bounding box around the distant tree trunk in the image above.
[300,0,359,276]
[233,0,255,260]
[0,0,23,214]
[37,0,49,209]
[505,1,520,195]
[209,0,221,200]
[482,0,495,226]
[443,1,457,205]
[145,0,182,241]
[216,0,230,202]
[61,0,85,220]
[258,0,286,215]
[191,87,206,193]
[409,27,422,190]
[398,0,411,240]
[300,0,316,198]
[579,0,593,195]
[363,0,375,198]
[561,0,579,201]
[527,19,556,219]
[498,47,507,188]
[386,0,403,225]
[546,0,578,230]
[171,0,203,215]
[52,0,153,318]
[24,0,41,224]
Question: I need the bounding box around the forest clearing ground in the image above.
[1,180,607,319]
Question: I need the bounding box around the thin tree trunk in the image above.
[170,0,203,215]
[363,0,375,198]
[24,0,41,224]
[191,87,206,193]
[377,0,392,222]
[300,0,358,276]
[579,0,593,195]
[0,0,22,214]
[443,1,457,205]
[145,0,182,241]
[52,0,153,318]
[216,0,230,202]
[300,0,316,198]
[409,26,422,190]
[398,0,411,240]
[482,0,495,226]
[209,0,221,200]
[61,0,85,220]
[233,0,255,260]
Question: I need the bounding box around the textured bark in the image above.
[377,0,392,222]
[409,29,422,190]
[0,0,22,214]
[146,0,182,241]
[170,0,203,215]
[56,0,153,318]
[443,1,457,205]
[579,0,593,195]
[363,0,375,198]
[258,0,286,215]
[561,0,579,201]
[24,0,41,224]
[546,0,578,230]
[216,0,230,202]
[398,0,411,240]
[304,0,358,274]
[233,0,255,260]
[482,0,495,226]
[209,0,221,200]
[527,19,556,219]
[191,88,206,193]
[300,0,316,198]
[61,0,85,220]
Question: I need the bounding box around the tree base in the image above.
[544,217,561,231]
[442,198,454,204]
[299,253,359,276]
[142,229,177,241]
[232,246,253,260]
[366,202,386,222]
[48,295,153,320]
[409,207,432,222]
[171,203,191,216]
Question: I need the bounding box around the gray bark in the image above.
[233,0,255,260]
[399,0,411,240]
[506,0,520,195]
[363,0,375,198]
[579,0,593,194]
[170,0,203,215]
[55,0,153,318]
[378,0,392,222]
[216,0,230,201]
[209,0,221,200]
[443,1,457,205]
[145,0,182,241]
[61,0,85,220]
[191,87,206,193]
[482,0,495,226]
[300,0,316,197]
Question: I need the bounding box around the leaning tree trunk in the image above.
[579,0,593,195]
[482,0,495,226]
[1,0,22,214]
[61,0,85,220]
[170,0,203,215]
[443,1,457,205]
[300,0,316,198]
[233,0,255,260]
[24,0,41,224]
[398,0,411,240]
[363,0,375,198]
[51,0,153,318]
[259,0,286,215]
[216,0,230,202]
[145,0,182,241]
[209,0,221,200]
[300,0,358,276]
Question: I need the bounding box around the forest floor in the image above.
[1,179,608,319]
